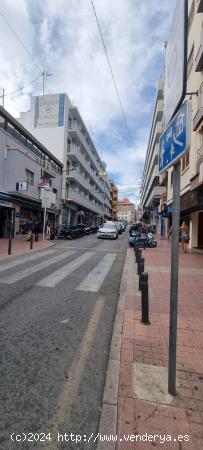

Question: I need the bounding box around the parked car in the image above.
[97,222,118,239]
[115,222,123,234]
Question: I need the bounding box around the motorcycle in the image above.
[128,232,157,248]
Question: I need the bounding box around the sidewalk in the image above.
[98,238,203,450]
[0,235,54,260]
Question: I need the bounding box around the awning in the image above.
[0,192,42,211]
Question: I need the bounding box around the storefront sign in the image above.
[180,191,197,211]
[0,200,14,208]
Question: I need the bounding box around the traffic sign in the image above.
[159,101,190,173]
[163,0,188,126]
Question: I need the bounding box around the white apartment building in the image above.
[18,94,112,225]
[140,78,167,233]
[116,199,136,224]
[166,0,203,248]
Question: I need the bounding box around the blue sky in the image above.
[0,0,177,203]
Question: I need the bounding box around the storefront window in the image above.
[0,115,5,129]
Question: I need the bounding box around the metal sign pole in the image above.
[168,160,181,395]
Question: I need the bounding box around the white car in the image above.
[97,222,118,239]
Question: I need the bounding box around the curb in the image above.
[0,241,55,261]
[96,251,128,450]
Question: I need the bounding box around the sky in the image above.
[0,0,177,204]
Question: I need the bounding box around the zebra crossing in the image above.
[0,249,118,293]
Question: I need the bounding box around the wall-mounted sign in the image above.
[16,181,28,191]
[34,94,65,128]
[99,171,107,177]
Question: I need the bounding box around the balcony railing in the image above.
[68,145,105,193]
[68,121,103,173]
[67,190,104,215]
[66,172,104,205]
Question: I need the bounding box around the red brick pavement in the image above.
[0,234,54,260]
[117,238,203,450]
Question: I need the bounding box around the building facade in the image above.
[18,94,112,226]
[116,198,136,224]
[109,179,118,220]
[166,0,203,248]
[140,78,167,233]
[0,106,62,238]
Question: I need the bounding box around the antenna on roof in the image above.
[42,71,53,95]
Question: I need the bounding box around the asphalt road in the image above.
[0,231,127,450]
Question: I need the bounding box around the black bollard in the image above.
[134,242,139,259]
[138,257,145,289]
[136,248,142,264]
[30,233,33,250]
[140,272,150,325]
[8,235,12,255]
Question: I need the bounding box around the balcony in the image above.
[66,172,104,205]
[68,145,105,192]
[145,185,167,207]
[68,121,103,173]
[196,0,203,12]
[67,190,103,215]
[195,28,203,72]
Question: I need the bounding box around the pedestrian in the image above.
[26,217,33,241]
[168,225,172,240]
[180,221,190,253]
[46,220,51,235]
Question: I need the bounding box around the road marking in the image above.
[36,252,94,287]
[61,319,70,324]
[77,253,117,292]
[46,296,105,449]
[54,245,120,253]
[0,251,76,284]
[0,249,56,273]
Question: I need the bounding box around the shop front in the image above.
[0,197,15,238]
[180,188,203,249]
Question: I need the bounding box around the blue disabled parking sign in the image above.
[159,101,190,173]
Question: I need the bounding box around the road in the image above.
[0,231,127,450]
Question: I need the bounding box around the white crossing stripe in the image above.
[77,253,117,292]
[0,249,56,273]
[1,251,76,284]
[36,252,94,287]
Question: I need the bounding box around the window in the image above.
[187,45,194,78]
[13,128,21,142]
[6,122,15,136]
[25,169,34,185]
[182,151,190,172]
[0,115,5,129]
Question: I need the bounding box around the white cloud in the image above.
[0,0,177,192]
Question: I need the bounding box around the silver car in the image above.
[97,222,118,239]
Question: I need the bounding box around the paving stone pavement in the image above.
[116,238,203,450]
[0,234,53,260]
